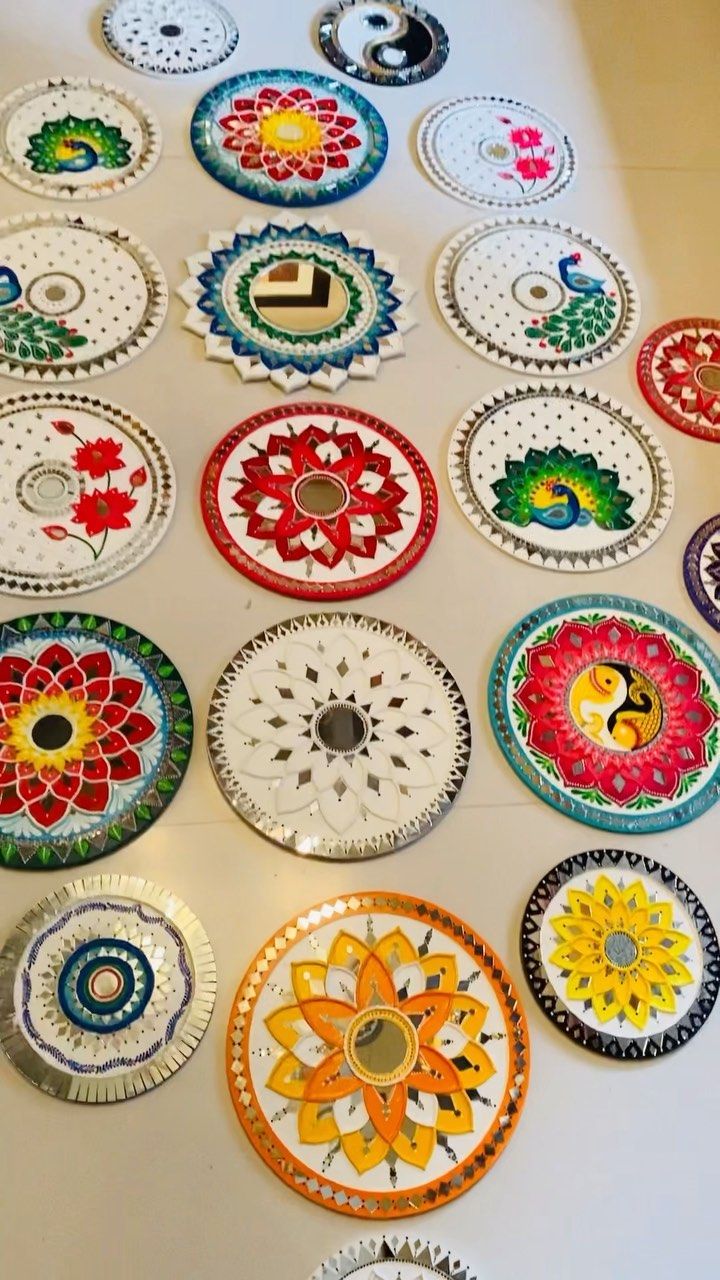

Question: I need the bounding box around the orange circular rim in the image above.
[225,891,530,1218]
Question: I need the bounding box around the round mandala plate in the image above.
[0,612,192,870]
[489,595,720,833]
[227,892,529,1217]
[0,874,215,1101]
[418,95,576,209]
[684,514,720,631]
[0,211,167,383]
[637,317,720,443]
[179,213,415,392]
[309,1235,477,1279]
[190,69,388,206]
[0,76,161,200]
[448,383,673,572]
[207,613,470,859]
[201,403,437,600]
[521,849,719,1060]
[0,391,175,597]
[317,1,449,87]
[435,217,639,374]
[102,0,239,77]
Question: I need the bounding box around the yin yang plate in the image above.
[102,0,239,77]
[318,1,449,87]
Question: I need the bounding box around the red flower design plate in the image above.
[637,318,720,443]
[201,403,437,600]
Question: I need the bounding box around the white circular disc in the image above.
[310,1237,478,1279]
[102,0,239,77]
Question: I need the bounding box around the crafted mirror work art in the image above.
[489,596,720,833]
[0,875,215,1101]
[179,215,414,392]
[227,893,529,1216]
[521,850,719,1059]
[309,1236,477,1279]
[637,318,720,443]
[684,515,720,632]
[102,0,239,77]
[201,403,437,600]
[0,613,192,870]
[190,70,388,206]
[318,1,449,87]
[207,613,470,859]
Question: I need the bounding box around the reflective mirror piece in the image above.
[637,317,720,443]
[318,1,449,86]
[683,513,720,631]
[309,1235,478,1279]
[207,613,470,859]
[0,875,216,1101]
[521,850,719,1059]
[227,892,528,1216]
[489,595,720,833]
[102,0,239,77]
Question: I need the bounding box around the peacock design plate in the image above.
[683,514,720,631]
[0,211,167,382]
[0,875,215,1101]
[102,0,239,77]
[207,613,470,859]
[201,403,437,600]
[435,218,639,374]
[448,384,673,572]
[190,69,388,206]
[521,850,719,1060]
[227,892,529,1217]
[317,1,449,87]
[0,612,192,870]
[489,596,720,834]
[637,317,720,443]
[418,95,576,209]
[178,214,415,392]
[0,77,161,200]
[309,1236,477,1279]
[0,391,175,597]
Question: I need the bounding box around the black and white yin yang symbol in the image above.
[318,1,449,86]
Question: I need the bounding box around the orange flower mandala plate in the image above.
[226,893,529,1218]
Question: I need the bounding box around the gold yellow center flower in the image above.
[550,874,694,1030]
[259,109,323,154]
[264,926,495,1174]
[5,690,98,774]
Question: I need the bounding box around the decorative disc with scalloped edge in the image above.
[102,0,239,77]
[684,514,720,631]
[0,391,175,597]
[0,612,192,870]
[309,1235,478,1278]
[521,850,719,1060]
[435,218,639,374]
[201,403,437,600]
[0,875,215,1101]
[0,77,161,200]
[207,613,470,859]
[637,318,720,443]
[318,1,449,87]
[489,596,720,833]
[190,69,388,206]
[227,892,529,1217]
[0,212,167,382]
[448,384,673,572]
[179,215,414,392]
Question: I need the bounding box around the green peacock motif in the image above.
[0,308,88,363]
[25,115,131,175]
[524,292,619,353]
[491,445,635,532]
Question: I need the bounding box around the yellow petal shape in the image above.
[291,960,329,1004]
[452,1040,496,1090]
[591,989,622,1023]
[266,1051,307,1100]
[341,1130,389,1173]
[620,878,648,910]
[298,1101,339,1145]
[566,970,592,1000]
[594,875,624,910]
[567,888,612,929]
[373,927,418,969]
[436,1090,475,1135]
[264,1003,305,1052]
[328,930,370,969]
[550,942,603,974]
[641,928,692,955]
[449,994,489,1039]
[648,983,677,1015]
[393,1124,436,1170]
[551,915,603,943]
[646,901,674,931]
[419,953,458,993]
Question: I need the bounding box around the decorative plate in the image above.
[0,612,192,870]
[207,613,470,859]
[309,1236,477,1279]
[0,76,161,200]
[489,596,720,834]
[521,850,719,1060]
[0,211,167,383]
[684,514,720,631]
[201,403,437,600]
[448,384,674,572]
[317,1,449,87]
[178,214,415,392]
[0,392,175,598]
[637,318,720,443]
[418,95,576,209]
[435,218,639,374]
[227,892,529,1217]
[0,875,215,1101]
[190,69,388,206]
[102,0,239,77]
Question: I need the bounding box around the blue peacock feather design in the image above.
[25,115,131,175]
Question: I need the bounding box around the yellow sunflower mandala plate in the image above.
[226,892,529,1218]
[522,850,719,1059]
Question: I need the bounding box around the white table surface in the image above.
[1,2,718,1276]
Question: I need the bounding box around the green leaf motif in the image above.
[524,289,618,353]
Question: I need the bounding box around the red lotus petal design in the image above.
[218,85,361,185]
[72,438,125,479]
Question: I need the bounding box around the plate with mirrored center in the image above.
[317,1,449,87]
[102,0,239,77]
[309,1236,478,1279]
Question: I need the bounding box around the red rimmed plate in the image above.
[637,318,720,443]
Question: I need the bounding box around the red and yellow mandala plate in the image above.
[226,893,529,1218]
[201,404,437,600]
[637,318,720,443]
